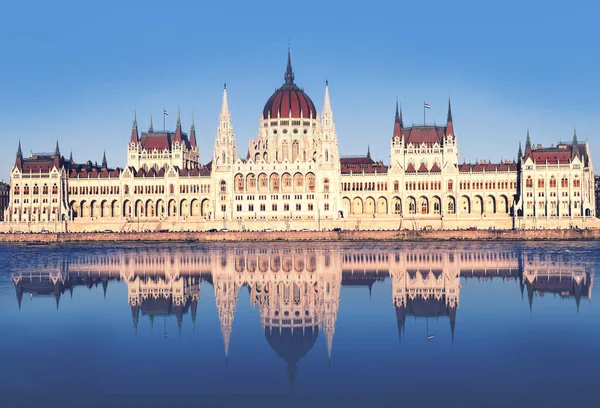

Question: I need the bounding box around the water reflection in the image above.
[10,244,594,386]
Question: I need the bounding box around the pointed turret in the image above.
[367,145,371,159]
[446,98,454,136]
[130,111,139,143]
[284,48,295,85]
[175,109,182,142]
[15,141,23,170]
[69,151,73,162]
[54,140,60,157]
[213,83,238,166]
[148,116,154,133]
[572,128,580,160]
[524,128,533,160]
[189,114,197,147]
[101,151,107,170]
[518,141,523,159]
[393,100,402,139]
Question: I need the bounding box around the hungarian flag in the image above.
[164,109,168,115]
[424,103,431,109]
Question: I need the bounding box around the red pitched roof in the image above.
[417,163,428,173]
[430,162,441,172]
[405,163,416,173]
[340,155,388,174]
[402,126,446,147]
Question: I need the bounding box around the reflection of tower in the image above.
[321,257,341,362]
[522,251,594,312]
[125,271,200,338]
[391,250,461,342]
[213,271,238,361]
[11,269,70,311]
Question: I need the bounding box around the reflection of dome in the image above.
[265,325,319,390]
[262,51,316,120]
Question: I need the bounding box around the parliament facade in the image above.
[2,52,597,233]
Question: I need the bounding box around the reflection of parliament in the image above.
[2,51,597,232]
[12,245,593,383]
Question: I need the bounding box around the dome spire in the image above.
[102,151,107,169]
[16,140,22,159]
[393,99,403,139]
[149,116,154,133]
[130,111,139,143]
[284,48,295,84]
[446,97,454,136]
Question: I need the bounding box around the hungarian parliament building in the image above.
[2,52,597,232]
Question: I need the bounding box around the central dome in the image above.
[262,51,317,120]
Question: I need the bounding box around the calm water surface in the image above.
[1,241,599,407]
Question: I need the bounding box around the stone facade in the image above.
[1,52,597,232]
[0,181,8,222]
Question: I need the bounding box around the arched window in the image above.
[408,201,416,215]
[421,200,428,214]
[33,184,39,194]
[292,140,299,162]
[448,200,455,214]
[394,181,399,191]
[306,173,316,192]
[325,149,329,162]
[324,178,330,192]
[448,180,453,190]
[561,177,568,188]
[434,201,440,214]
[549,177,556,188]
[526,177,533,188]
[220,180,227,193]
[573,178,581,188]
[14,185,20,195]
[222,151,226,164]
[538,178,544,188]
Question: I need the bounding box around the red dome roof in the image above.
[262,52,317,120]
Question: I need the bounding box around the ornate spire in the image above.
[175,109,182,142]
[572,128,580,159]
[130,111,139,143]
[69,151,73,162]
[189,114,197,147]
[518,141,522,159]
[367,145,371,159]
[102,151,107,169]
[284,48,295,85]
[323,80,332,114]
[16,141,22,159]
[149,116,154,133]
[393,100,402,139]
[221,83,230,117]
[55,140,60,157]
[525,128,531,150]
[446,98,454,136]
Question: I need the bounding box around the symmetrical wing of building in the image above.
[3,52,597,232]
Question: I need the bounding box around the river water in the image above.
[1,241,598,407]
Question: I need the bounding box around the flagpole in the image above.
[163,109,166,132]
[424,101,426,125]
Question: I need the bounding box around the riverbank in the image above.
[0,228,599,243]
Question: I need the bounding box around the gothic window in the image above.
[448,180,453,190]
[538,178,545,188]
[526,177,533,188]
[14,185,19,195]
[33,184,39,194]
[282,141,289,161]
[324,178,330,192]
[220,180,227,193]
[325,149,329,162]
[306,173,315,192]
[270,174,280,192]
[433,201,440,214]
[222,151,226,164]
[573,178,581,188]
[324,203,329,211]
[292,140,299,162]
[393,181,399,191]
[561,177,568,188]
[235,174,244,192]
[421,200,428,214]
[408,200,416,215]
[42,184,48,194]
[550,177,556,188]
[263,152,268,162]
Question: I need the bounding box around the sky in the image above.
[1,0,599,180]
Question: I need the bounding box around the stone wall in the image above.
[1,228,599,244]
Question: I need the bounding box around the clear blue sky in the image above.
[1,0,599,180]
